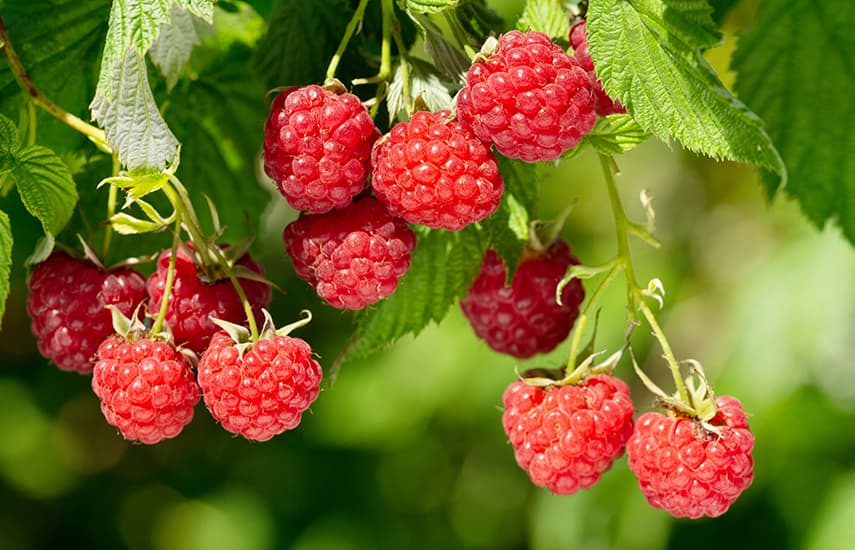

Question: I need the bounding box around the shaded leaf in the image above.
[12,145,78,236]
[0,209,11,329]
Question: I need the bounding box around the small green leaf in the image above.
[587,0,784,175]
[0,114,19,173]
[108,212,168,235]
[517,0,570,40]
[387,58,454,120]
[0,209,12,329]
[11,145,78,236]
[149,6,211,91]
[102,171,169,201]
[584,114,650,156]
[405,0,460,15]
[26,233,55,266]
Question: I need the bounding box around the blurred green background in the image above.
[2,1,855,549]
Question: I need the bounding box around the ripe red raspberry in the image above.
[27,252,146,374]
[626,396,755,518]
[263,85,380,213]
[197,330,323,441]
[92,336,200,444]
[146,247,272,355]
[569,21,626,117]
[456,30,596,162]
[283,197,417,310]
[461,240,585,358]
[502,375,634,495]
[370,109,504,231]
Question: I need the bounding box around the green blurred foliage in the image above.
[1,1,854,549]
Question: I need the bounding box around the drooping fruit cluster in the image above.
[461,240,585,358]
[27,251,146,373]
[627,396,755,518]
[569,21,626,117]
[502,375,634,495]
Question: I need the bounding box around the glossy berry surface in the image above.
[461,240,585,358]
[283,198,417,310]
[456,30,596,162]
[371,109,504,231]
[263,85,380,213]
[27,252,146,374]
[197,331,323,441]
[92,336,200,444]
[502,375,635,495]
[569,21,626,116]
[626,396,755,518]
[146,247,271,355]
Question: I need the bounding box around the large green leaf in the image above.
[11,146,78,237]
[732,0,855,244]
[587,0,784,176]
[0,209,11,329]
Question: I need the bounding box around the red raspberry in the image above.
[569,21,626,117]
[461,240,585,358]
[27,252,146,374]
[456,30,596,162]
[197,331,323,441]
[626,396,755,518]
[370,109,504,231]
[263,85,380,213]
[146,248,272,355]
[502,375,635,495]
[92,336,200,444]
[283,198,417,310]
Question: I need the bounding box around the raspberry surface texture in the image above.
[263,85,380,213]
[92,336,200,444]
[283,198,417,309]
[146,247,272,355]
[456,30,596,162]
[461,240,585,358]
[197,331,323,441]
[626,396,755,518]
[502,375,635,495]
[27,252,146,374]
[370,109,504,231]
[569,21,626,117]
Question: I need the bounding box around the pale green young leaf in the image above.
[732,0,855,245]
[149,6,212,91]
[584,114,650,156]
[0,209,11,329]
[387,59,454,120]
[405,0,460,15]
[11,145,78,236]
[517,0,570,40]
[587,0,784,176]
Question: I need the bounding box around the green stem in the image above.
[565,262,622,371]
[102,154,120,259]
[151,223,181,335]
[0,16,110,152]
[391,25,412,114]
[378,0,394,80]
[25,100,36,146]
[636,297,689,403]
[326,0,371,81]
[225,270,259,341]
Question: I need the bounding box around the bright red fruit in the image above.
[370,109,504,231]
[569,21,626,117]
[456,30,596,162]
[626,396,755,518]
[460,240,585,358]
[27,252,146,374]
[263,85,380,213]
[92,336,200,444]
[502,375,635,495]
[197,331,323,441]
[146,248,271,355]
[283,197,417,310]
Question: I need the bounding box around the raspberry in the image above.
[456,30,596,162]
[146,247,272,355]
[92,336,200,444]
[27,252,146,374]
[370,109,504,231]
[461,240,585,358]
[626,396,755,518]
[283,197,417,310]
[263,85,380,213]
[502,375,635,495]
[569,21,626,117]
[197,330,323,441]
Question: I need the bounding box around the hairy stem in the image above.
[565,262,622,371]
[151,223,181,336]
[326,0,371,81]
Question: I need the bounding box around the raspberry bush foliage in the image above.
[0,0,853,544]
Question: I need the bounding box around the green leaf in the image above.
[0,114,18,174]
[732,0,855,244]
[584,114,650,156]
[410,12,471,81]
[587,0,784,175]
[0,209,12,329]
[149,6,211,91]
[404,0,460,15]
[102,171,169,202]
[347,226,486,360]
[387,59,454,120]
[11,145,78,236]
[517,0,570,40]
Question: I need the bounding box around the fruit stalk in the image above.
[325,0,371,81]
[150,221,182,336]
